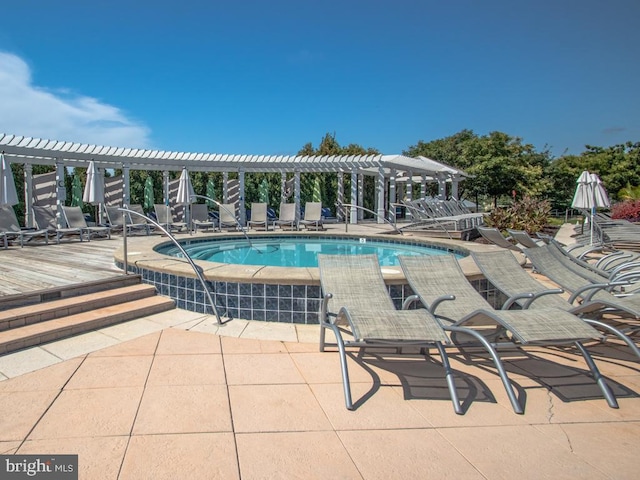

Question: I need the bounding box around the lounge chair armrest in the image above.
[521,289,565,309]
[401,294,420,310]
[569,282,627,303]
[611,270,640,284]
[500,292,535,310]
[430,294,456,314]
[320,293,333,325]
[610,262,640,278]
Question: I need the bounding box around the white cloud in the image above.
[0,51,152,148]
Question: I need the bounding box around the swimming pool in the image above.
[155,236,463,268]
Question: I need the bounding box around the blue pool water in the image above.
[157,236,462,267]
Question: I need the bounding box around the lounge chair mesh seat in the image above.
[318,254,460,413]
[398,254,617,412]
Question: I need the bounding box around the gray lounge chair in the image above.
[32,205,82,243]
[128,204,154,234]
[0,205,51,247]
[191,203,216,232]
[506,229,544,249]
[218,203,239,230]
[62,206,111,240]
[472,250,640,361]
[107,205,151,235]
[153,204,186,233]
[399,254,618,413]
[247,202,271,231]
[300,202,323,230]
[274,203,297,230]
[477,226,522,251]
[318,254,463,414]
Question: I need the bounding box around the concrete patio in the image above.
[0,224,639,479]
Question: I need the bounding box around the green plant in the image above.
[485,196,551,233]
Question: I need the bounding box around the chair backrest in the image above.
[0,205,21,233]
[62,206,88,228]
[32,205,60,230]
[128,204,150,223]
[106,205,126,227]
[278,203,296,221]
[153,204,174,224]
[506,229,540,249]
[472,250,570,310]
[477,227,520,250]
[304,202,322,221]
[191,203,210,222]
[399,254,491,320]
[250,203,267,223]
[219,203,237,225]
[318,254,397,317]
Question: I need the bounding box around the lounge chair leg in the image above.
[326,323,353,410]
[434,342,463,415]
[574,341,619,409]
[447,325,524,414]
[582,318,640,362]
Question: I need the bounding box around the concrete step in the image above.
[0,295,175,355]
[0,284,159,332]
[0,275,143,311]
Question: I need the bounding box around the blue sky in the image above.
[0,0,638,158]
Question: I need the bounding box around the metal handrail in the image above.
[190,194,261,253]
[119,207,224,325]
[336,202,403,235]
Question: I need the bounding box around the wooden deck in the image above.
[0,238,124,296]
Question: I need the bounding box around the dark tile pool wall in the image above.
[117,262,505,324]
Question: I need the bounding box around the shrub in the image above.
[485,196,551,233]
[611,200,640,223]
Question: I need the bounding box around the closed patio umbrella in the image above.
[83,161,104,224]
[176,167,194,231]
[0,153,18,206]
[143,176,155,213]
[571,170,610,245]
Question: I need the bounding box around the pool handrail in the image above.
[336,202,403,235]
[119,207,224,325]
[190,194,260,253]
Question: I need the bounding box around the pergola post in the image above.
[163,170,170,205]
[451,176,460,200]
[55,158,65,228]
[337,172,344,222]
[280,172,287,204]
[389,169,396,223]
[358,174,364,220]
[223,171,229,204]
[405,171,413,202]
[421,174,427,199]
[437,173,447,200]
[293,170,301,223]
[238,169,246,226]
[122,163,130,206]
[350,169,357,224]
[376,167,385,223]
[24,163,33,228]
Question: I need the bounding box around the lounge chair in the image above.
[524,245,640,318]
[128,204,154,234]
[32,205,82,243]
[0,205,51,247]
[218,203,238,230]
[61,206,111,240]
[247,202,271,231]
[477,226,522,251]
[506,229,544,249]
[317,254,463,413]
[191,203,216,232]
[472,250,640,360]
[299,202,323,230]
[153,204,187,233]
[398,254,618,413]
[106,206,151,235]
[274,203,297,230]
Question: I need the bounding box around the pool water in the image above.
[157,236,462,268]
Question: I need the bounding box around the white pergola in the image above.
[0,134,468,226]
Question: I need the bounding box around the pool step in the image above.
[0,282,175,355]
[0,275,143,311]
